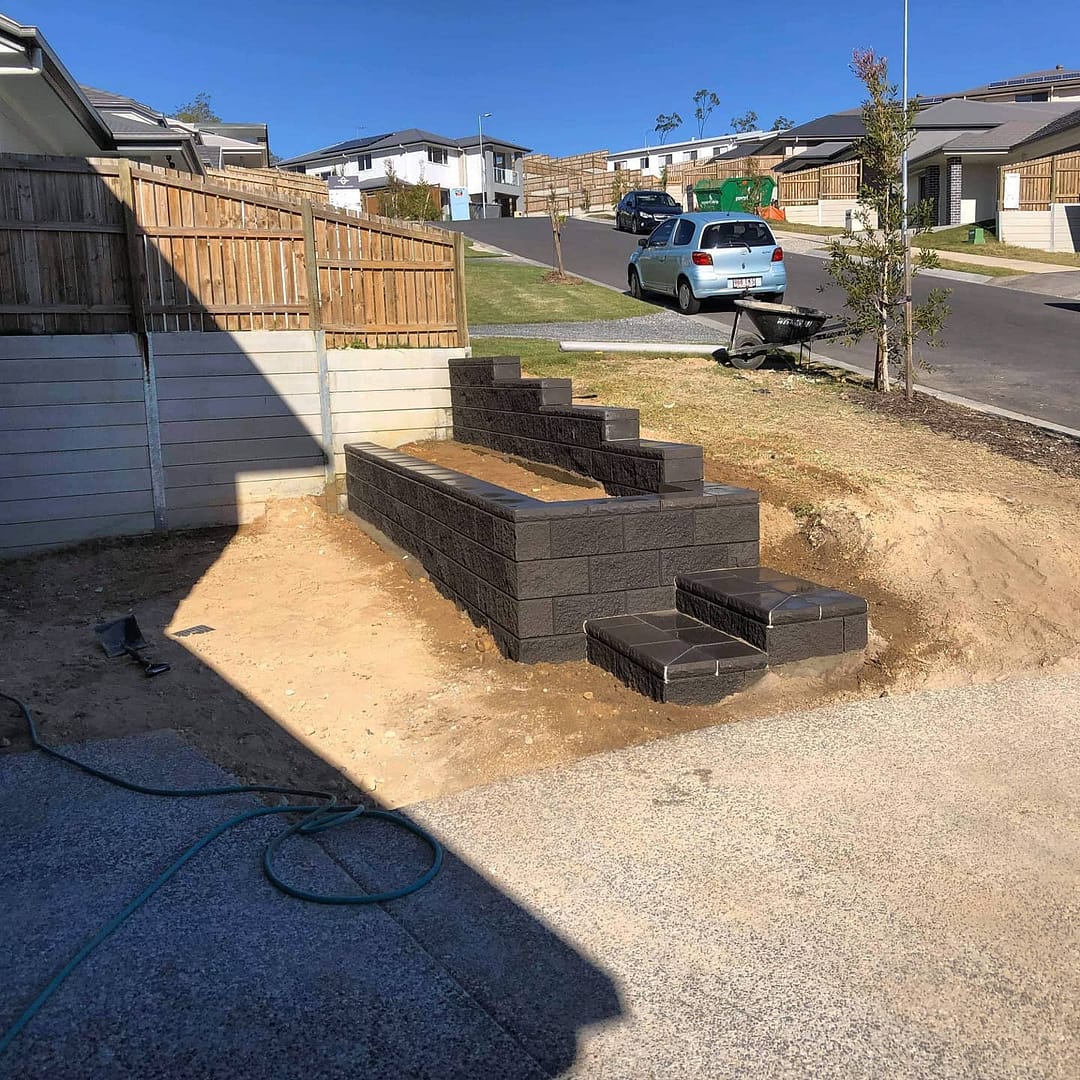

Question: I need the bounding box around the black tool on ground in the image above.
[94,616,171,677]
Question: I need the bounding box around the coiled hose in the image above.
[0,689,443,1059]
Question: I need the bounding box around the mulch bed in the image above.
[844,386,1080,479]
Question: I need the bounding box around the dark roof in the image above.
[776,111,865,142]
[956,67,1080,95]
[914,97,1071,128]
[773,142,854,173]
[455,134,532,152]
[80,85,165,122]
[196,144,223,168]
[1013,105,1080,150]
[712,140,771,161]
[279,128,531,167]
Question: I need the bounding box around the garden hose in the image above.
[0,689,443,1060]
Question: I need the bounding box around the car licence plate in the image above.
[730,276,762,289]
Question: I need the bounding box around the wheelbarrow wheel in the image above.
[729,332,767,370]
[676,278,701,315]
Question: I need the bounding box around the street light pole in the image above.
[478,112,492,219]
[902,0,914,402]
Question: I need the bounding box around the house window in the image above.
[1015,91,1049,102]
[356,154,373,171]
[613,161,626,171]
[687,150,698,161]
[641,156,650,169]
[662,154,672,166]
[427,146,448,165]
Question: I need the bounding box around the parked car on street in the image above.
[627,212,786,314]
[614,190,683,233]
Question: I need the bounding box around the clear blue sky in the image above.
[14,0,1080,158]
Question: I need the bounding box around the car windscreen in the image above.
[636,193,676,207]
[701,221,775,248]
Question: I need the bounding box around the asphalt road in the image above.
[448,217,1080,430]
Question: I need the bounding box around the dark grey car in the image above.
[614,190,683,234]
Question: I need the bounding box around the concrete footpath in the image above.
[2,672,1078,1077]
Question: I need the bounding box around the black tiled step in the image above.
[675,566,868,665]
[584,610,767,705]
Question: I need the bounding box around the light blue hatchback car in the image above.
[627,211,786,314]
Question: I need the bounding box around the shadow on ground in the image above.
[0,527,622,1077]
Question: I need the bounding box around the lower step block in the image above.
[584,610,767,705]
[676,566,868,665]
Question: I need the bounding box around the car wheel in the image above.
[763,292,785,305]
[730,332,766,370]
[632,214,641,234]
[614,213,622,231]
[629,269,643,300]
[675,278,701,315]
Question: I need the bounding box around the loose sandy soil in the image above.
[397,439,608,501]
[2,351,1078,808]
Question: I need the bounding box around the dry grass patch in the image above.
[476,339,1080,688]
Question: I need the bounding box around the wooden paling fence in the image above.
[1001,152,1080,210]
[0,155,466,347]
[205,164,330,202]
[778,160,861,207]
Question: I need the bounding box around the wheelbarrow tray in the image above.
[733,299,831,346]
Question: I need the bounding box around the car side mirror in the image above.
[637,238,648,247]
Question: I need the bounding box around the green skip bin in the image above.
[694,176,776,213]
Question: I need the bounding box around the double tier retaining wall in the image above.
[345,443,759,662]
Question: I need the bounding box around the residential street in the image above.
[449,217,1080,430]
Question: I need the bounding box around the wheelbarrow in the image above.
[723,299,846,370]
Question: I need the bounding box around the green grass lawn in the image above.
[934,258,1017,278]
[470,336,592,375]
[465,259,655,325]
[769,220,844,237]
[464,240,506,259]
[914,222,1080,269]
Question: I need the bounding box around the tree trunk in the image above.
[551,211,565,276]
[875,277,891,393]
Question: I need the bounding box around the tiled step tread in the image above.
[585,610,767,681]
[676,566,867,626]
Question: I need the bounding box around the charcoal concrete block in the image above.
[623,510,694,551]
[624,585,676,612]
[693,506,760,545]
[552,592,628,635]
[767,618,846,665]
[549,515,624,558]
[586,551,659,593]
[515,558,591,600]
[660,543,753,579]
[844,614,869,652]
[513,634,587,663]
[659,455,705,484]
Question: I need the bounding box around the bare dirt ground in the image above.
[397,439,607,501]
[2,352,1078,809]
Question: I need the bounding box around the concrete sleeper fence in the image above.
[345,355,867,703]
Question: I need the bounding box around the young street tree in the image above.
[825,49,949,394]
[730,110,758,134]
[382,162,440,221]
[172,92,220,123]
[654,112,683,144]
[693,90,720,138]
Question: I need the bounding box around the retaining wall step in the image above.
[675,566,868,666]
[584,610,767,705]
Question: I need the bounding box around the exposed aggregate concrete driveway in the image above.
[407,671,1080,1078]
